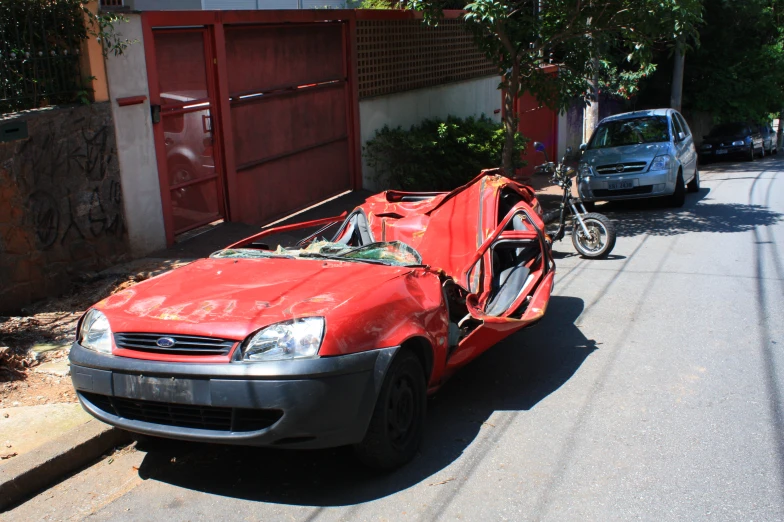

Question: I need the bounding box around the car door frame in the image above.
[674,111,698,180]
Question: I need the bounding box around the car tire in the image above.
[687,169,700,193]
[354,350,426,470]
[760,146,765,158]
[669,172,686,207]
[747,145,755,162]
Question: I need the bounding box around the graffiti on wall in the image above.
[0,103,129,314]
[12,108,125,250]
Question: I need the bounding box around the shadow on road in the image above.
[134,295,596,506]
[596,187,783,238]
[700,156,784,174]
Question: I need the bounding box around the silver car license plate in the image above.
[608,181,634,190]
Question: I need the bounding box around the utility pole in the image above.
[670,39,685,112]
[583,55,600,143]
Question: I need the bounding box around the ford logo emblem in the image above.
[156,337,176,348]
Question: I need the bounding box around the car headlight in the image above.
[241,317,325,361]
[701,143,712,150]
[732,140,745,146]
[578,162,592,178]
[651,155,671,171]
[78,309,113,354]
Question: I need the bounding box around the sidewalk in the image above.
[0,177,558,510]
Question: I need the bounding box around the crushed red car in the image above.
[70,169,555,468]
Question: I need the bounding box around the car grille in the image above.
[593,186,654,197]
[81,392,282,432]
[114,333,236,356]
[595,161,648,174]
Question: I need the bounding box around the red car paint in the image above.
[91,170,554,390]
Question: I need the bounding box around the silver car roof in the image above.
[600,109,672,123]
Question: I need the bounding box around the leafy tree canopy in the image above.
[681,0,784,123]
[404,0,703,171]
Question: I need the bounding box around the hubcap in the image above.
[387,376,415,447]
[579,221,607,252]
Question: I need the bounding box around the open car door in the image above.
[445,202,554,369]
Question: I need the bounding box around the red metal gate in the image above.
[148,28,226,237]
[223,23,352,225]
[143,11,361,245]
[515,92,559,178]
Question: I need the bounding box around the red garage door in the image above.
[143,12,358,245]
[224,23,352,226]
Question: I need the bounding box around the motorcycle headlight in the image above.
[732,140,745,146]
[241,317,325,361]
[651,155,671,171]
[78,309,113,354]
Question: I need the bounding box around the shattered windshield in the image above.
[211,240,422,267]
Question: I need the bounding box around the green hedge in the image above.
[363,115,528,191]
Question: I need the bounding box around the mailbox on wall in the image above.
[0,120,28,143]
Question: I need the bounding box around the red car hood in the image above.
[95,257,410,340]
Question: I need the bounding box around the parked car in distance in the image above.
[69,171,555,469]
[758,123,778,155]
[577,109,699,208]
[699,122,764,162]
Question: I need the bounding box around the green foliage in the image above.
[83,8,138,58]
[599,61,657,101]
[405,0,702,111]
[403,0,703,171]
[681,0,784,123]
[358,0,403,8]
[0,0,135,112]
[364,115,528,191]
[0,0,86,111]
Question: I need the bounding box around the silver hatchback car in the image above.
[577,109,699,207]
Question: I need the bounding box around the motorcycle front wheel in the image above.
[572,212,616,258]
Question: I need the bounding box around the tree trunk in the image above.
[670,43,685,112]
[583,55,600,143]
[502,60,520,177]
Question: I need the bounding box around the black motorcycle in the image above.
[533,141,617,259]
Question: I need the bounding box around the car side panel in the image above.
[318,268,450,386]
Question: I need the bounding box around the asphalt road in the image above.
[6,157,783,521]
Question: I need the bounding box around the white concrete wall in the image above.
[359,76,503,190]
[105,15,167,256]
[128,0,201,9]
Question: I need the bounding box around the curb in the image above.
[0,419,131,511]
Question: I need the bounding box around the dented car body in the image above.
[70,170,555,468]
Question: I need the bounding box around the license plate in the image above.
[716,149,728,155]
[608,181,634,190]
[113,373,206,403]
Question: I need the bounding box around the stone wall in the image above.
[0,102,129,314]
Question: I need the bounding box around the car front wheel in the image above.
[354,350,426,470]
[669,172,686,207]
